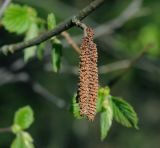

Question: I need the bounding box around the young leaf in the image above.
[97,87,110,112]
[111,96,138,129]
[2,3,37,34]
[11,134,25,148]
[13,106,34,130]
[24,23,39,62]
[100,98,113,141]
[11,132,34,148]
[47,13,56,30]
[71,94,82,119]
[51,39,62,72]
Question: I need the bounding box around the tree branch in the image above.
[0,0,105,54]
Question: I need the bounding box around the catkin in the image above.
[78,27,98,120]
[79,36,90,116]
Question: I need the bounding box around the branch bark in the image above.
[0,0,105,54]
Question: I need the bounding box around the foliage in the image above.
[10,106,34,148]
[100,98,113,140]
[111,96,138,129]
[2,4,37,34]
[2,4,63,65]
[71,87,139,140]
[47,13,62,72]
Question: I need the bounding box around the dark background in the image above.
[0,0,160,147]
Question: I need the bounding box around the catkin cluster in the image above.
[78,27,98,121]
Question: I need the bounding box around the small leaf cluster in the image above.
[71,87,139,141]
[2,3,62,72]
[47,13,62,73]
[11,106,34,148]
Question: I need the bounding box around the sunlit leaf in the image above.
[11,134,25,148]
[97,87,110,112]
[100,98,113,141]
[2,3,37,34]
[13,106,34,130]
[111,96,138,129]
[11,132,34,148]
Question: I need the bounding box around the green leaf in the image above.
[97,87,110,112]
[111,96,138,129]
[47,13,56,30]
[24,23,39,62]
[71,94,82,119]
[2,3,37,34]
[11,134,25,148]
[11,132,34,148]
[138,24,160,56]
[13,106,34,130]
[100,98,113,141]
[51,39,62,72]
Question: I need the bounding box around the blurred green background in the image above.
[0,0,160,147]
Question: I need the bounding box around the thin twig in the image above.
[0,127,11,133]
[61,31,80,54]
[0,0,105,54]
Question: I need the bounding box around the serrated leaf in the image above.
[100,99,113,140]
[2,3,37,34]
[14,106,34,130]
[111,96,138,129]
[100,98,113,141]
[71,94,82,119]
[11,132,34,148]
[51,39,62,72]
[24,23,39,62]
[47,13,56,30]
[97,87,110,112]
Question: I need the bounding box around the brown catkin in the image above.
[87,28,98,121]
[79,36,90,116]
[78,27,98,120]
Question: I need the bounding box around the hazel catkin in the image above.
[78,27,98,120]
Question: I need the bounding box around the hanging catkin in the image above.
[87,27,98,121]
[78,35,90,116]
[78,27,98,120]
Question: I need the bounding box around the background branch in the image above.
[61,31,80,54]
[107,44,154,87]
[0,0,11,19]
